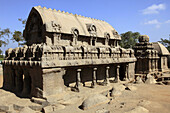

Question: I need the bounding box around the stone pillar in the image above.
[124,64,129,81]
[149,60,152,72]
[152,60,155,71]
[115,65,120,82]
[75,69,82,91]
[91,68,97,88]
[155,59,158,71]
[103,66,110,85]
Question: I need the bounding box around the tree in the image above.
[0,18,26,55]
[12,18,26,46]
[0,27,11,54]
[158,38,170,52]
[120,31,140,49]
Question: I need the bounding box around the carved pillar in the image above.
[153,60,155,71]
[115,65,120,82]
[149,60,152,72]
[103,66,110,85]
[152,60,154,72]
[155,59,158,71]
[91,68,97,88]
[124,64,129,81]
[90,37,93,46]
[75,69,82,91]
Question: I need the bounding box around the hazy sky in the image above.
[0,0,170,53]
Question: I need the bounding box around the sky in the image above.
[0,0,170,53]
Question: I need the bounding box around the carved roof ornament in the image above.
[71,27,79,37]
[51,21,61,32]
[112,29,118,35]
[138,35,149,43]
[104,32,110,39]
[86,24,97,36]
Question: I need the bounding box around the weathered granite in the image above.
[2,6,136,98]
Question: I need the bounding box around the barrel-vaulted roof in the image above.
[152,42,170,55]
[26,6,121,40]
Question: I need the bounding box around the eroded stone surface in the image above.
[111,90,122,97]
[81,94,110,110]
[31,97,49,106]
[19,107,36,113]
[0,105,9,112]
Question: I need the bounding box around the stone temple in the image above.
[133,35,159,76]
[2,6,136,98]
[133,35,170,79]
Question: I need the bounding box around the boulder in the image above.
[125,106,149,113]
[0,105,9,112]
[31,97,49,107]
[29,105,43,111]
[13,104,24,111]
[19,107,36,113]
[81,94,110,110]
[43,106,53,113]
[110,90,122,97]
[110,83,125,97]
[112,84,126,92]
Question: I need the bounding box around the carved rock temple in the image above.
[133,35,170,78]
[2,6,136,98]
[133,35,159,75]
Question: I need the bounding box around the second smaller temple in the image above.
[133,35,159,76]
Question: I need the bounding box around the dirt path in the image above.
[51,83,170,113]
[135,84,170,113]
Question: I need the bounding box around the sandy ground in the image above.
[0,65,170,113]
[54,83,170,113]
[0,79,170,113]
